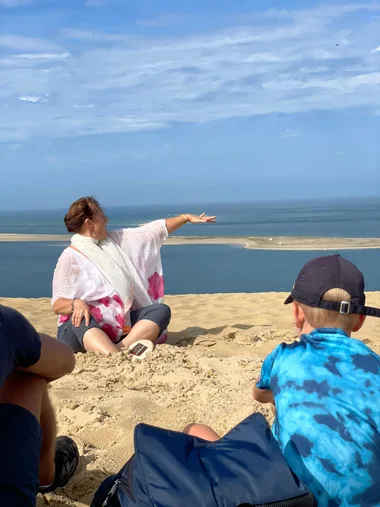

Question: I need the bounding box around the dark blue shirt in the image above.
[0,305,41,387]
[257,328,380,506]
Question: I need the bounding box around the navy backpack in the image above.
[92,413,315,507]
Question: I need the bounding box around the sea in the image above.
[0,198,379,298]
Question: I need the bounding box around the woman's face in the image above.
[83,208,109,240]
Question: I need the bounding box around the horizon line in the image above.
[0,195,379,214]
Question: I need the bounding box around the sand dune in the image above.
[1,293,379,506]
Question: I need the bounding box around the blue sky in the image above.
[1,0,380,210]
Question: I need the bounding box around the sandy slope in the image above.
[1,293,379,507]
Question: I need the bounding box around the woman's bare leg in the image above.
[119,320,160,349]
[183,423,220,442]
[83,328,119,354]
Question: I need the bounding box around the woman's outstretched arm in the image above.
[165,213,216,234]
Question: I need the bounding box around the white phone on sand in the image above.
[129,340,154,360]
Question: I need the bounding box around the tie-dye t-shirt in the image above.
[257,328,380,507]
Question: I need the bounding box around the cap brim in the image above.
[284,294,294,305]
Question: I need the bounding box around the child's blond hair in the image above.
[297,288,360,332]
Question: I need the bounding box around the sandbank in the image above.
[0,233,379,251]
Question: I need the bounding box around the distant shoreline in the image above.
[0,234,379,251]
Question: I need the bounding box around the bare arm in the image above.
[52,249,89,321]
[252,376,275,405]
[53,298,90,328]
[165,215,188,234]
[52,297,74,315]
[19,333,75,382]
[165,213,216,235]
[253,385,275,405]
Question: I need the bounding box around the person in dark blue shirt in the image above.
[253,255,380,506]
[0,305,80,506]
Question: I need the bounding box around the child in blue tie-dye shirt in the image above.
[253,254,380,506]
[92,254,380,507]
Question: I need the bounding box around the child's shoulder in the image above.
[264,339,305,366]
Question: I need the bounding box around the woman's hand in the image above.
[166,213,216,234]
[72,299,91,328]
[186,213,216,224]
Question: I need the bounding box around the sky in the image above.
[1,0,380,210]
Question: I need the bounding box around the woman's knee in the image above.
[156,303,171,327]
[58,316,102,353]
[83,327,119,354]
[70,314,99,330]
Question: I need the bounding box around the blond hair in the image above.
[297,288,360,332]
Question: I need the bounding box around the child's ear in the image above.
[352,314,366,333]
[292,302,305,335]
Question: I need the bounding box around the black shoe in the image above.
[39,436,80,493]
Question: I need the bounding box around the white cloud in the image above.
[136,15,186,28]
[374,109,380,116]
[0,34,62,52]
[17,94,50,103]
[17,95,42,103]
[5,143,24,151]
[281,129,301,138]
[128,152,149,160]
[45,155,58,164]
[72,104,94,109]
[111,117,168,130]
[1,3,380,142]
[371,45,380,53]
[13,52,70,60]
[62,28,127,42]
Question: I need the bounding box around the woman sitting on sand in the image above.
[52,196,215,355]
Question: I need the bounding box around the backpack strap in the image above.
[91,457,136,507]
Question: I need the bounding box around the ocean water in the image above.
[0,197,379,237]
[0,243,379,298]
[0,199,379,298]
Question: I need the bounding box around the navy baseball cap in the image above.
[284,254,380,318]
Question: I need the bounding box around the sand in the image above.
[167,236,380,251]
[1,293,379,506]
[1,234,380,250]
